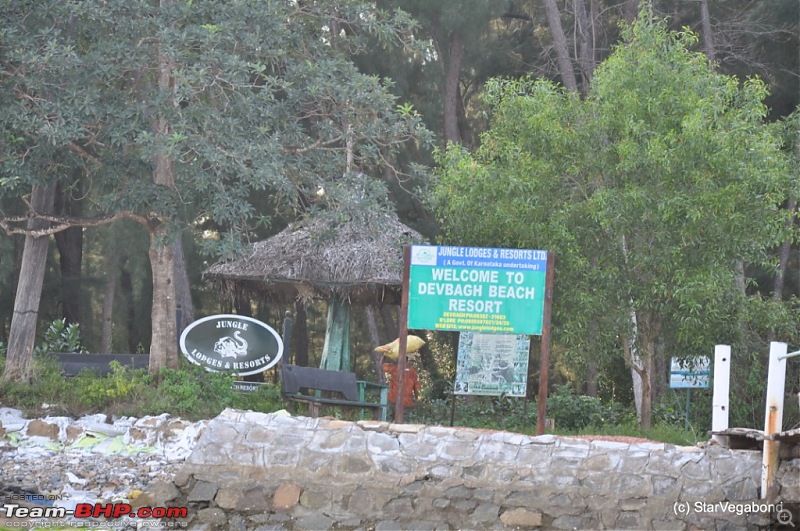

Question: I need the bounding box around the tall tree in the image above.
[434,14,793,427]
[541,0,578,93]
[3,185,56,381]
[376,1,504,147]
[0,0,429,380]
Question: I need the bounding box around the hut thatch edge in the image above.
[203,215,426,305]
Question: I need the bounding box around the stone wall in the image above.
[154,409,800,530]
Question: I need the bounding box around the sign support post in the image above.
[684,388,692,431]
[711,344,731,443]
[762,341,787,499]
[536,252,555,435]
[394,246,412,424]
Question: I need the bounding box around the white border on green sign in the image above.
[408,245,548,335]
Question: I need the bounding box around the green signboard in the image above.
[408,245,548,335]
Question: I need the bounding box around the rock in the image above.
[273,482,302,510]
[294,513,334,530]
[132,480,180,507]
[196,506,228,526]
[187,480,219,503]
[501,508,543,528]
[25,420,59,440]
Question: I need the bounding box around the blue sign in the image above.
[670,357,710,389]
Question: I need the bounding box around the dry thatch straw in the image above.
[204,214,426,305]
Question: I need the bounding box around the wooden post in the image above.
[711,344,730,444]
[394,246,412,424]
[762,341,786,499]
[536,252,555,435]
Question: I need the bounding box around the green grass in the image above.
[560,421,702,446]
[0,354,285,420]
[405,392,703,445]
[0,354,708,446]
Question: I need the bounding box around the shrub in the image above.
[34,318,85,356]
[75,361,151,410]
[546,385,628,430]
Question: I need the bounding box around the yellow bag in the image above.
[375,335,426,361]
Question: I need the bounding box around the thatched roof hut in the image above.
[204,214,426,306]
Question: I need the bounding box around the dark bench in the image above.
[280,364,388,421]
[52,353,150,376]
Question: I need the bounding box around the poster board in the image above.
[454,332,530,397]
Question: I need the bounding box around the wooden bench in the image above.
[280,364,388,421]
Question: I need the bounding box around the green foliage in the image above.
[0,341,283,419]
[0,0,431,253]
[74,361,151,409]
[432,13,795,416]
[229,382,284,415]
[147,365,229,417]
[409,386,631,435]
[545,385,630,430]
[0,354,75,411]
[34,319,86,356]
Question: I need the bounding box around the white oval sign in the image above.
[179,314,284,376]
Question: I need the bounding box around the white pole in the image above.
[761,342,787,499]
[711,345,731,439]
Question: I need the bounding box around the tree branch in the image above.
[0,210,149,237]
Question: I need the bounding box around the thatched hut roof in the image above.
[204,215,426,305]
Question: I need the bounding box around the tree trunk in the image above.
[172,235,195,334]
[769,200,795,341]
[148,0,180,375]
[623,327,645,423]
[699,0,716,62]
[541,0,578,93]
[652,337,666,407]
[773,200,796,302]
[55,226,83,325]
[293,300,309,367]
[455,82,475,149]
[380,305,397,341]
[574,0,595,95]
[100,253,120,353]
[54,180,83,326]
[622,0,639,22]
[585,356,598,397]
[364,306,385,383]
[640,334,655,430]
[442,30,465,144]
[3,184,57,383]
[148,238,179,373]
[234,291,252,317]
[119,267,138,353]
[620,234,649,426]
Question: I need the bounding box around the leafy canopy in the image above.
[433,14,793,359]
[0,0,431,253]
